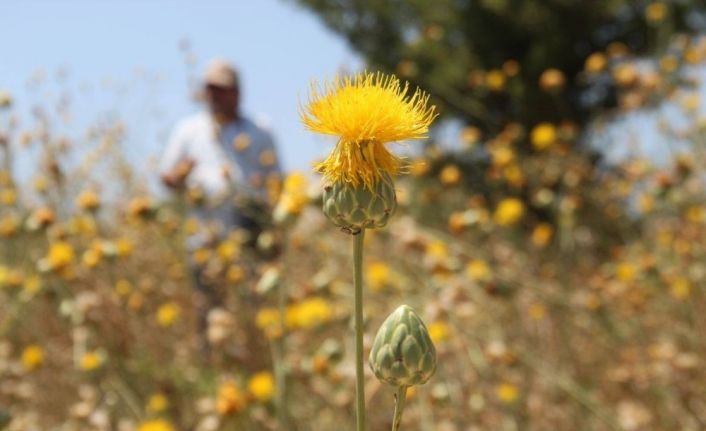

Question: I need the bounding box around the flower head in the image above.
[301,72,436,189]
[248,371,275,402]
[137,419,175,431]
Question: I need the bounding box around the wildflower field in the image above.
[3,2,706,430]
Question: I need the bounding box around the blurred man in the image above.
[161,58,282,242]
[160,58,282,352]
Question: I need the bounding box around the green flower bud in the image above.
[369,305,437,387]
[322,173,397,235]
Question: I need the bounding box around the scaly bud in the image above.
[322,173,397,235]
[369,305,437,387]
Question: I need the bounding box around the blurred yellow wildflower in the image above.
[367,261,393,291]
[115,279,132,296]
[530,123,557,151]
[670,277,691,300]
[286,297,333,330]
[69,215,97,236]
[80,351,102,371]
[115,237,134,257]
[426,240,448,261]
[485,69,506,91]
[428,321,451,344]
[531,223,554,247]
[76,190,100,211]
[301,72,436,188]
[616,262,637,282]
[0,267,23,288]
[147,393,169,413]
[638,194,654,213]
[645,2,668,23]
[21,344,44,370]
[82,248,102,268]
[28,207,55,230]
[32,175,49,193]
[0,214,19,237]
[217,381,247,416]
[467,259,491,282]
[528,303,546,320]
[46,241,75,271]
[0,188,16,206]
[502,59,520,76]
[23,275,41,295]
[191,248,211,265]
[217,240,239,261]
[685,205,705,223]
[256,307,283,338]
[496,383,519,403]
[156,302,180,327]
[607,41,629,58]
[585,52,608,73]
[137,419,174,431]
[460,126,481,147]
[227,265,246,283]
[439,164,462,185]
[490,146,514,167]
[248,371,275,402]
[127,196,154,219]
[613,64,638,87]
[539,68,565,91]
[660,55,678,73]
[494,198,525,226]
[277,171,310,215]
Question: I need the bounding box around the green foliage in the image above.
[291,0,703,130]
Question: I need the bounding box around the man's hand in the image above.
[161,158,195,189]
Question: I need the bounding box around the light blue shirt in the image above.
[160,112,282,246]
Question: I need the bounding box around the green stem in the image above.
[353,229,366,431]
[275,234,289,430]
[391,386,408,431]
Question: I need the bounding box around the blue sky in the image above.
[3,0,703,190]
[1,0,362,178]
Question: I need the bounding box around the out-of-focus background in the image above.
[2,1,706,430]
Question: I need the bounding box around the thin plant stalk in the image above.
[275,233,289,429]
[353,229,366,431]
[391,386,408,431]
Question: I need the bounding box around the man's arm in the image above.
[160,122,193,189]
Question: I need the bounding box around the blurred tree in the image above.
[290,0,704,132]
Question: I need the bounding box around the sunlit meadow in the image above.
[2,4,706,431]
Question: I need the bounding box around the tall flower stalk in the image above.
[301,72,436,431]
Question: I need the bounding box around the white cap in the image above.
[203,58,239,88]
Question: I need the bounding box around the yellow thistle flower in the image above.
[137,419,175,431]
[286,297,333,330]
[367,261,393,291]
[301,72,436,189]
[156,302,180,327]
[80,350,102,371]
[46,241,75,271]
[670,277,691,300]
[217,381,247,416]
[496,382,520,403]
[21,344,44,370]
[248,371,275,402]
[147,393,169,413]
[466,259,491,282]
[428,321,451,344]
[530,123,557,151]
[494,198,525,226]
[255,307,283,339]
